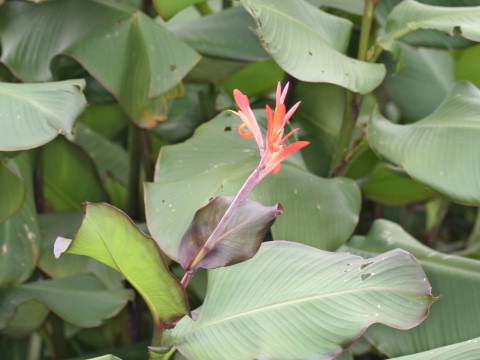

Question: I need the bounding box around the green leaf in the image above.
[153,0,204,21]
[54,203,189,326]
[378,1,480,58]
[383,43,455,122]
[342,219,480,356]
[163,241,435,359]
[87,356,122,360]
[390,337,480,360]
[0,157,25,223]
[38,211,124,289]
[368,81,480,205]
[0,299,49,338]
[0,0,200,127]
[0,152,39,286]
[145,111,361,261]
[168,7,268,62]
[179,196,282,271]
[0,275,133,328]
[241,0,386,94]
[42,137,109,211]
[308,0,364,15]
[456,43,480,89]
[71,121,129,185]
[0,80,86,151]
[361,163,435,206]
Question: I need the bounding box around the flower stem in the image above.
[357,0,377,62]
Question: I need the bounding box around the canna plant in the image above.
[1,0,480,359]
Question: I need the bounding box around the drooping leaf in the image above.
[377,1,480,65]
[361,163,435,205]
[145,111,361,261]
[0,275,133,328]
[389,337,480,360]
[240,0,386,94]
[0,152,39,286]
[153,0,204,21]
[179,195,282,271]
[54,203,189,326]
[342,219,480,356]
[41,137,109,211]
[38,211,124,289]
[368,81,480,205]
[0,298,49,338]
[163,241,435,359]
[0,0,200,127]
[167,6,268,62]
[0,80,86,151]
[383,43,455,122]
[0,157,25,223]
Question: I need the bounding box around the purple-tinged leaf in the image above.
[179,196,282,271]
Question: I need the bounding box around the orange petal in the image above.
[238,123,254,139]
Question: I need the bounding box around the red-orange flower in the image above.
[234,82,310,180]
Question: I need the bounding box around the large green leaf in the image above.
[368,81,480,205]
[342,219,480,356]
[0,157,25,223]
[0,0,200,127]
[0,80,86,151]
[0,275,133,328]
[240,0,385,94]
[54,203,189,326]
[378,1,480,62]
[163,241,435,359]
[38,211,124,289]
[390,337,480,359]
[41,137,109,211]
[0,152,39,286]
[145,111,361,261]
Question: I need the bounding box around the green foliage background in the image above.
[1,0,480,359]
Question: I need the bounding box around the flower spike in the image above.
[233,82,310,182]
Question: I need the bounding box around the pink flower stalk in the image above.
[233,82,310,181]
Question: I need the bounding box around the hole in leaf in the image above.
[308,51,313,56]
[361,273,371,281]
[223,126,232,132]
[360,262,373,270]
[170,64,177,72]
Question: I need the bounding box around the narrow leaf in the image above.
[54,203,189,326]
[179,195,282,271]
[390,337,480,360]
[164,241,435,359]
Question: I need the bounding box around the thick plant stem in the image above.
[127,121,141,219]
[181,169,262,287]
[467,208,480,249]
[139,128,155,182]
[357,0,377,62]
[329,0,377,177]
[329,91,358,177]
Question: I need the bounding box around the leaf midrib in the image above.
[179,286,426,338]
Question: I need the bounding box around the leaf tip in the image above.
[53,236,73,258]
